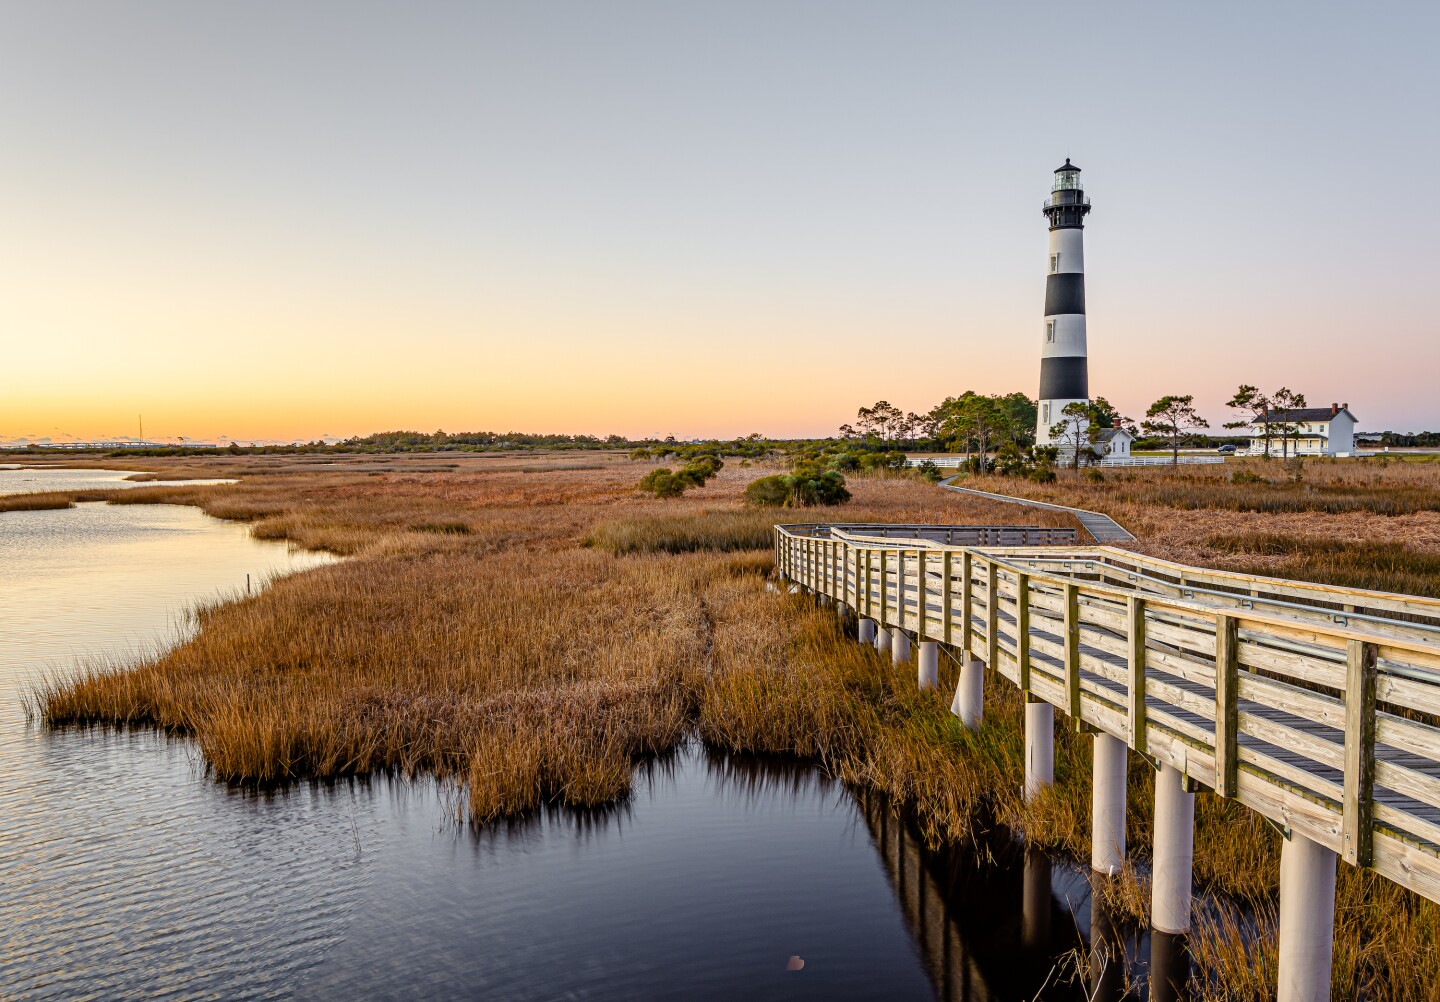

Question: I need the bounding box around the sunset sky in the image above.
[2,2,1436,443]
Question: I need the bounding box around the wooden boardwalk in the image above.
[775,523,1440,907]
[938,480,1137,543]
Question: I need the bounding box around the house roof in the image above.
[1256,407,1356,423]
[1095,427,1132,442]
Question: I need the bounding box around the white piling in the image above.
[1277,832,1337,1002]
[1091,732,1128,874]
[1151,764,1195,935]
[857,618,876,645]
[1024,698,1054,801]
[875,627,892,654]
[951,656,984,729]
[891,628,911,665]
[917,641,938,690]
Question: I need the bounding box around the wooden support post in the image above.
[916,549,927,639]
[960,551,973,656]
[941,551,953,646]
[855,545,862,608]
[858,547,869,619]
[1064,582,1081,719]
[985,561,999,670]
[1214,613,1239,799]
[1342,639,1378,868]
[1127,595,1147,755]
[896,549,906,633]
[878,549,888,627]
[1016,573,1031,694]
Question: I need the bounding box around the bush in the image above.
[743,466,851,508]
[915,460,944,483]
[790,463,851,506]
[1084,468,1106,483]
[638,455,723,497]
[638,468,687,498]
[743,475,792,507]
[1028,466,1057,483]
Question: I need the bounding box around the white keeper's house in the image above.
[1095,427,1134,459]
[1249,403,1358,457]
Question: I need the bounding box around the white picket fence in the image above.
[905,454,1225,469]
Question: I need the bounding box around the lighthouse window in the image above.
[1046,320,1055,342]
[1042,403,1051,424]
[1050,253,1060,273]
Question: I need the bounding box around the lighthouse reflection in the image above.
[857,790,1190,1000]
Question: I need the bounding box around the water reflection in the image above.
[854,793,1195,1000]
[0,465,233,496]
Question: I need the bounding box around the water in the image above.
[0,465,233,496]
[0,471,1123,1000]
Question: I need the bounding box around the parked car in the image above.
[1218,444,1238,454]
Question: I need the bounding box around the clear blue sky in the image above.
[2,1,1436,441]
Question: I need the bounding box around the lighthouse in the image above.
[1035,158,1091,447]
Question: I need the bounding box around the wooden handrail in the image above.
[774,523,1440,907]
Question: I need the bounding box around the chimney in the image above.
[1342,402,1348,410]
[1331,402,1338,415]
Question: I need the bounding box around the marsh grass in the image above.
[410,520,472,534]
[1206,532,1440,598]
[0,491,78,511]
[585,509,780,554]
[0,489,118,511]
[29,452,1440,999]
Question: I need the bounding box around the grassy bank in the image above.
[24,453,1440,999]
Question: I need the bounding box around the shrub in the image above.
[638,455,723,497]
[1232,469,1265,485]
[676,455,723,486]
[1084,468,1106,483]
[743,475,791,507]
[638,468,687,498]
[915,460,944,483]
[743,467,850,507]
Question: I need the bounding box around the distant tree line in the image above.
[1372,431,1440,448]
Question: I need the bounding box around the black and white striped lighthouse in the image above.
[1036,158,1091,446]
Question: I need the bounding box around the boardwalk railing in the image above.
[775,522,1440,1000]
